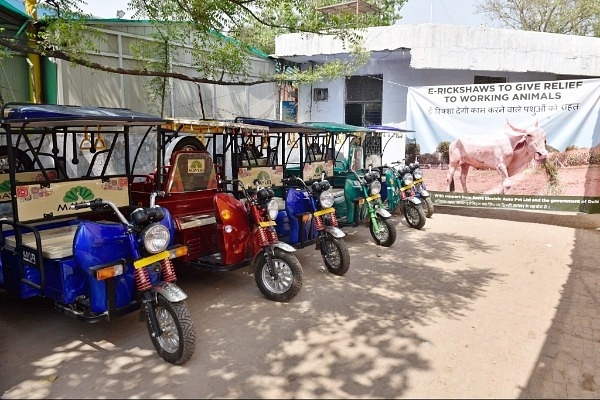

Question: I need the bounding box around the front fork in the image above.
[136,257,181,338]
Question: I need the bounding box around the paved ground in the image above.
[1,206,600,399]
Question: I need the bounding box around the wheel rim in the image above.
[154,306,180,353]
[373,218,389,241]
[323,239,341,269]
[261,259,294,294]
[406,205,421,226]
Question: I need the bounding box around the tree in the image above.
[476,0,600,37]
[0,0,408,87]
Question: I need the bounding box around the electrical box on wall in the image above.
[313,88,328,101]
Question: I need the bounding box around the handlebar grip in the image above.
[70,198,104,210]
[71,202,91,210]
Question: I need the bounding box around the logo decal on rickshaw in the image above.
[16,186,29,198]
[187,159,205,173]
[256,171,272,185]
[63,186,95,202]
[0,180,11,193]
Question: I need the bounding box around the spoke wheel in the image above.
[321,235,351,276]
[369,215,397,247]
[147,296,196,365]
[254,248,303,302]
[404,202,426,229]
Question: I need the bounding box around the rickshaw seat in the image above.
[5,224,79,259]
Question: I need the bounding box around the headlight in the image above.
[413,168,423,180]
[403,173,413,185]
[266,199,279,220]
[369,180,382,195]
[320,190,334,208]
[142,223,170,254]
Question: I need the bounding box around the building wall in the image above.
[296,62,558,125]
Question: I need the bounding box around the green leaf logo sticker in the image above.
[256,171,270,182]
[0,180,11,193]
[63,186,95,202]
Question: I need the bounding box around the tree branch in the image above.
[0,36,274,86]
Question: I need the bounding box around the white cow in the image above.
[447,120,548,194]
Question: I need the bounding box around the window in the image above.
[345,75,382,126]
[313,88,328,101]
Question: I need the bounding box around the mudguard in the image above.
[419,188,430,197]
[325,226,345,238]
[408,197,422,205]
[375,208,392,218]
[273,241,296,253]
[151,281,188,302]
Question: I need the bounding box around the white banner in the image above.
[406,78,600,213]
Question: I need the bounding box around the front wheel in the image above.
[320,235,351,276]
[254,248,303,302]
[369,215,397,247]
[146,296,196,365]
[404,202,426,229]
[421,196,434,218]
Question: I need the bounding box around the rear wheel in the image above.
[146,296,196,365]
[404,202,426,229]
[320,235,351,276]
[254,248,303,302]
[369,215,396,247]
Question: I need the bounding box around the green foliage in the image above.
[0,0,409,89]
[476,0,600,37]
[405,142,420,164]
[436,141,450,164]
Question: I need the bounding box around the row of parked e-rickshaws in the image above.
[0,103,433,365]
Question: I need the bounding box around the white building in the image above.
[274,24,600,126]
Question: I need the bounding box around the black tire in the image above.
[320,235,351,276]
[0,146,34,173]
[422,196,434,218]
[404,202,426,229]
[146,296,196,365]
[369,215,397,247]
[172,136,205,152]
[254,248,303,302]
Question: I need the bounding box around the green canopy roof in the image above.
[303,121,374,133]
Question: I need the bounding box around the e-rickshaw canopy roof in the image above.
[234,117,326,134]
[1,103,165,128]
[161,118,269,134]
[366,125,415,133]
[303,121,375,133]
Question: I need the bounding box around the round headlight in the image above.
[413,168,423,180]
[266,199,279,220]
[403,173,414,185]
[319,190,334,208]
[370,180,382,195]
[142,223,170,254]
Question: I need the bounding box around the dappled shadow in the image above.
[1,217,504,399]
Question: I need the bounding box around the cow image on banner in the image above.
[447,119,548,194]
[406,78,600,213]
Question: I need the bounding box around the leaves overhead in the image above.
[0,0,408,86]
[476,0,600,36]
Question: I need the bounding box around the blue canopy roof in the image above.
[1,103,164,127]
